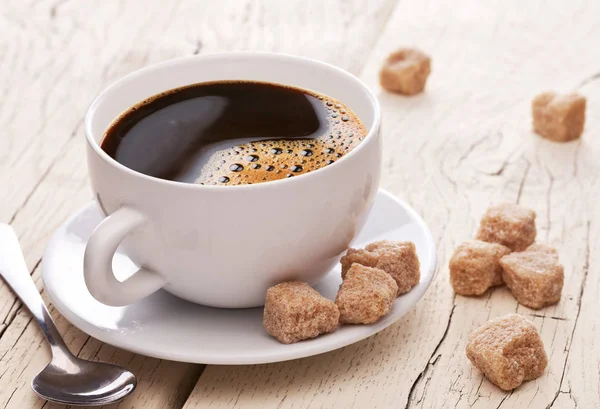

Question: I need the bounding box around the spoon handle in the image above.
[0,223,71,356]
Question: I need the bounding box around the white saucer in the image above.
[42,189,436,365]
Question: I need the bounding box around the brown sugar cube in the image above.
[526,243,559,260]
[500,251,564,309]
[340,240,420,295]
[532,92,586,142]
[340,248,379,275]
[476,203,536,251]
[263,281,339,344]
[335,263,398,324]
[449,240,511,296]
[466,314,548,390]
[379,48,431,95]
[364,241,421,294]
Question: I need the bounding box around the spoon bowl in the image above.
[32,357,136,406]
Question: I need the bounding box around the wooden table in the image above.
[2,0,599,407]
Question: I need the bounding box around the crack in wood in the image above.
[404,304,456,408]
[475,376,485,395]
[545,169,555,241]
[0,298,21,339]
[232,386,246,408]
[547,221,591,409]
[457,134,489,168]
[416,354,441,404]
[406,353,442,408]
[2,388,17,409]
[572,140,582,178]
[557,388,579,408]
[529,314,569,321]
[470,377,487,406]
[440,159,458,193]
[49,0,73,19]
[479,141,524,177]
[0,257,42,336]
[0,314,34,363]
[276,394,287,409]
[169,365,206,409]
[7,169,51,225]
[489,159,509,176]
[516,158,531,204]
[75,335,93,357]
[577,71,600,88]
[430,303,456,359]
[450,374,462,391]
[495,390,512,409]
[452,391,465,408]
[193,39,203,55]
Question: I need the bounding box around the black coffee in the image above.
[101,81,366,185]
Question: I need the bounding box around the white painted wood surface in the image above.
[1,0,599,408]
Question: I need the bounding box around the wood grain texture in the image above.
[0,0,396,407]
[2,0,600,408]
[184,0,600,408]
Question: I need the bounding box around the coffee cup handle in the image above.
[83,206,166,306]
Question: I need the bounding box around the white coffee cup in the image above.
[83,52,382,308]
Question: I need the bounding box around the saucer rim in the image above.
[42,189,437,365]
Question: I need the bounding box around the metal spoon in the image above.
[0,223,137,406]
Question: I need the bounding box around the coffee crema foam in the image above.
[196,97,366,185]
[101,81,367,186]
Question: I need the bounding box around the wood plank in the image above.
[183,0,600,408]
[545,79,600,409]
[0,0,397,407]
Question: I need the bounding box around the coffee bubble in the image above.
[194,92,366,186]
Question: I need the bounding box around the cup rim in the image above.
[84,52,381,191]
